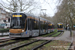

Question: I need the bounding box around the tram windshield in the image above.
[50,25,54,28]
[10,17,25,29]
[10,13,27,29]
[57,25,63,28]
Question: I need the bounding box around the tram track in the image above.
[0,31,62,50]
[32,40,53,50]
[0,38,16,43]
[0,39,36,50]
[31,32,62,50]
[10,32,62,50]
[0,39,25,47]
[0,37,34,47]
[10,40,40,50]
[0,40,22,47]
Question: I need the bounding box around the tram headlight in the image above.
[22,30,24,32]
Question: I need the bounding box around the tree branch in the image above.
[0,3,13,11]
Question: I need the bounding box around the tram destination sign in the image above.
[13,15,22,17]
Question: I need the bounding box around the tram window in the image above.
[48,24,53,29]
[45,23,47,29]
[41,22,44,29]
[48,24,50,29]
[52,25,54,28]
[43,22,45,29]
[32,19,39,30]
[50,25,52,29]
[40,21,43,30]
[43,22,47,29]
[35,20,39,29]
[46,23,48,29]
[57,25,63,28]
[45,23,48,29]
[32,19,34,29]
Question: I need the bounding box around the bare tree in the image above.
[52,0,75,29]
[0,0,37,12]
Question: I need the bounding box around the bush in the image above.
[0,28,9,33]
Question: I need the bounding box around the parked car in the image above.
[0,24,4,29]
[0,23,10,29]
[4,23,10,29]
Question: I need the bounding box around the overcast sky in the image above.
[0,0,62,17]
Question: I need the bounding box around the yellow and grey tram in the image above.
[48,23,54,32]
[57,23,64,32]
[9,12,52,37]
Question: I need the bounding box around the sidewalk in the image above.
[57,30,72,42]
[33,30,72,42]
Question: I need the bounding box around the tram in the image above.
[57,23,64,32]
[48,23,54,32]
[9,12,53,37]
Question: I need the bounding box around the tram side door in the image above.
[28,19,32,36]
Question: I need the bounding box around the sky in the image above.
[36,0,61,17]
[0,0,62,17]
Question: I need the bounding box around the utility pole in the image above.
[41,9,47,17]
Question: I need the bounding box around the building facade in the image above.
[0,8,10,23]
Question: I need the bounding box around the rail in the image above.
[31,32,63,50]
[10,32,62,50]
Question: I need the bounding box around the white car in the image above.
[4,23,10,29]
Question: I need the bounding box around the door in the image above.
[28,19,32,36]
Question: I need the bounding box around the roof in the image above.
[12,12,53,23]
[57,23,63,24]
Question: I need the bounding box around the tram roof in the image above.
[57,23,63,24]
[12,12,53,23]
[25,13,48,22]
